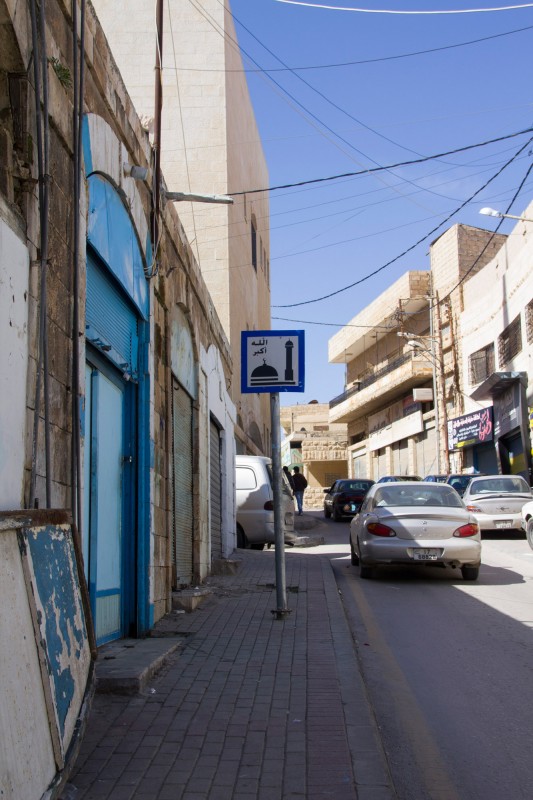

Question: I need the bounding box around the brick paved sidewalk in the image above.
[66,547,395,800]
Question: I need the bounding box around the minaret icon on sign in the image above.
[285,339,294,382]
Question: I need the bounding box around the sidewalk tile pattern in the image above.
[67,548,395,799]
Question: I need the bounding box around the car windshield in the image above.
[448,476,472,491]
[337,481,373,491]
[374,485,464,508]
[469,477,530,494]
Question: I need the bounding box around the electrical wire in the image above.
[229,126,533,195]
[191,0,460,210]
[273,134,533,307]
[274,1,533,14]
[167,24,533,72]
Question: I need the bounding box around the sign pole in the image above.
[270,392,289,618]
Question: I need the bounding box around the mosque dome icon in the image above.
[251,359,279,384]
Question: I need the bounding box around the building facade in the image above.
[91,0,272,457]
[328,272,436,480]
[280,402,348,509]
[328,209,533,484]
[0,0,237,651]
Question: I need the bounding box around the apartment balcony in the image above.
[329,352,433,424]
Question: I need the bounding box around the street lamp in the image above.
[163,190,234,204]
[397,331,449,474]
[479,207,533,223]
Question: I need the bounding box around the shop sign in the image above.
[447,407,493,450]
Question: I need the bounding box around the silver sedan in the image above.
[462,474,532,533]
[350,482,481,581]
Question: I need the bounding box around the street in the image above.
[315,513,533,800]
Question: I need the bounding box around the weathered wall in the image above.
[91,0,272,457]
[1,0,236,626]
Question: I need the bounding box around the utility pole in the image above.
[434,292,450,473]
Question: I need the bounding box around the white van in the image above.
[235,455,297,549]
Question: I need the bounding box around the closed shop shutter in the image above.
[375,448,387,479]
[86,251,139,379]
[210,419,223,560]
[172,380,193,586]
[352,450,367,478]
[418,426,438,476]
[397,439,411,475]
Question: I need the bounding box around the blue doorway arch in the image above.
[84,173,151,643]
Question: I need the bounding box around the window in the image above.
[251,218,257,271]
[526,299,533,343]
[469,343,495,385]
[498,315,522,366]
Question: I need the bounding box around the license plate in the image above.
[413,549,439,561]
[495,520,512,529]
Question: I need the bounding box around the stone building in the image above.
[450,204,533,479]
[280,402,348,509]
[91,0,272,457]
[328,272,436,480]
[0,0,238,654]
[328,210,533,483]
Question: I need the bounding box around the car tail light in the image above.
[453,523,479,537]
[264,500,274,510]
[367,522,396,537]
[465,505,482,513]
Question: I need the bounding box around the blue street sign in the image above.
[241,330,305,394]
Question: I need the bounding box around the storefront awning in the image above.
[470,371,527,402]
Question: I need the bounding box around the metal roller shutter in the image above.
[210,419,223,560]
[172,380,193,586]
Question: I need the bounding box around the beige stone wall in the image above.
[460,202,533,406]
[92,0,272,457]
[1,0,234,625]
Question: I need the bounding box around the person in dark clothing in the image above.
[292,466,307,515]
[283,465,295,491]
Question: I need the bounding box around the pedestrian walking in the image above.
[283,465,295,491]
[292,466,307,515]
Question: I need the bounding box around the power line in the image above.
[229,126,533,195]
[274,1,533,14]
[272,134,533,308]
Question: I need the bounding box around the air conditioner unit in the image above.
[413,388,433,402]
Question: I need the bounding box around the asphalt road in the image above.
[309,512,533,800]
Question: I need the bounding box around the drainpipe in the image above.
[151,0,164,266]
[71,0,86,533]
[29,0,51,509]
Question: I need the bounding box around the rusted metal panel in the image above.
[0,512,94,800]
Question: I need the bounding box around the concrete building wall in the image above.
[91,0,272,457]
[0,0,236,631]
[461,202,533,404]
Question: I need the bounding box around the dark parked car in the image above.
[424,474,448,483]
[324,479,374,521]
[446,474,483,497]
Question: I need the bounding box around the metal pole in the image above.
[428,292,441,474]
[270,392,289,618]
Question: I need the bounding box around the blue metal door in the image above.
[84,356,134,644]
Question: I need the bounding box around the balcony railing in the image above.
[329,352,423,409]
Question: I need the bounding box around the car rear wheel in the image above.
[350,538,359,566]
[359,561,373,579]
[526,518,533,551]
[236,525,247,549]
[461,565,479,581]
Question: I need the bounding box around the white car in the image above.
[235,456,296,549]
[462,475,532,534]
[521,500,533,550]
[350,482,481,581]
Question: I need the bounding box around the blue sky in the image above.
[228,0,533,404]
